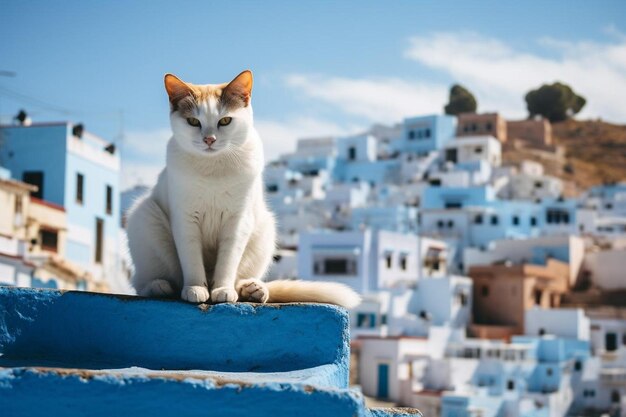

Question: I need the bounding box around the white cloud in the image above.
[121,161,162,190]
[286,74,447,123]
[404,31,626,122]
[123,128,171,159]
[121,129,170,190]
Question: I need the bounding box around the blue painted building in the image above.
[393,115,456,155]
[332,134,402,186]
[435,336,592,417]
[0,122,121,285]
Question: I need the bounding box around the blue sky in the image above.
[1,0,625,189]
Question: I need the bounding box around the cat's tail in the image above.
[265,280,361,309]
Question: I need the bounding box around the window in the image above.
[400,255,407,271]
[381,314,387,325]
[321,258,356,275]
[486,122,493,131]
[445,202,462,209]
[445,148,458,163]
[76,173,84,204]
[40,229,58,252]
[408,131,415,140]
[606,332,618,352]
[437,220,444,228]
[530,216,537,227]
[447,220,454,228]
[574,360,582,371]
[266,184,279,193]
[458,293,468,306]
[583,389,596,398]
[385,253,392,269]
[546,368,553,376]
[546,209,570,224]
[534,289,543,305]
[23,171,44,199]
[481,285,489,297]
[612,390,620,403]
[512,215,520,226]
[15,195,23,214]
[356,313,376,328]
[95,217,104,263]
[471,123,477,132]
[474,214,483,224]
[534,181,543,189]
[106,185,113,215]
[348,146,356,161]
[507,380,515,390]
[424,128,431,138]
[491,215,499,225]
[474,146,483,154]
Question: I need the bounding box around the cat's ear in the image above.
[164,74,193,105]
[222,70,253,108]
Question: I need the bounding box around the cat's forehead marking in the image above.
[191,83,234,115]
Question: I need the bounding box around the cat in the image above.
[126,70,360,308]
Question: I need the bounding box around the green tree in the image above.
[444,84,477,116]
[525,82,586,122]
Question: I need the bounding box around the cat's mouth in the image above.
[202,145,219,153]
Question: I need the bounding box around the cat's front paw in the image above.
[237,278,269,303]
[181,285,210,303]
[211,287,238,303]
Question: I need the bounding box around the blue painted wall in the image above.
[0,124,68,205]
[395,115,456,154]
[0,287,420,417]
[64,152,120,265]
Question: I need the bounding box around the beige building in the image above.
[468,260,571,340]
[456,113,553,147]
[507,118,552,146]
[456,113,507,143]
[0,174,96,290]
[0,177,35,242]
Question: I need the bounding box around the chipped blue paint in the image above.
[0,287,420,416]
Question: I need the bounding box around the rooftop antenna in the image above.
[14,109,31,126]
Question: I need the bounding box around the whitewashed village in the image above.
[0,106,625,417]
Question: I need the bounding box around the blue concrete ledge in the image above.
[0,287,350,380]
[0,287,420,417]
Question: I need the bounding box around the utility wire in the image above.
[0,85,122,120]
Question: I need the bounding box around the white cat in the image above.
[126,70,360,308]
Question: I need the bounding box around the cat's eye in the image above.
[187,117,201,127]
[218,117,232,127]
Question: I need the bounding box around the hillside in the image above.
[503,119,626,196]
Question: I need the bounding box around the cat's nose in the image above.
[203,136,216,146]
